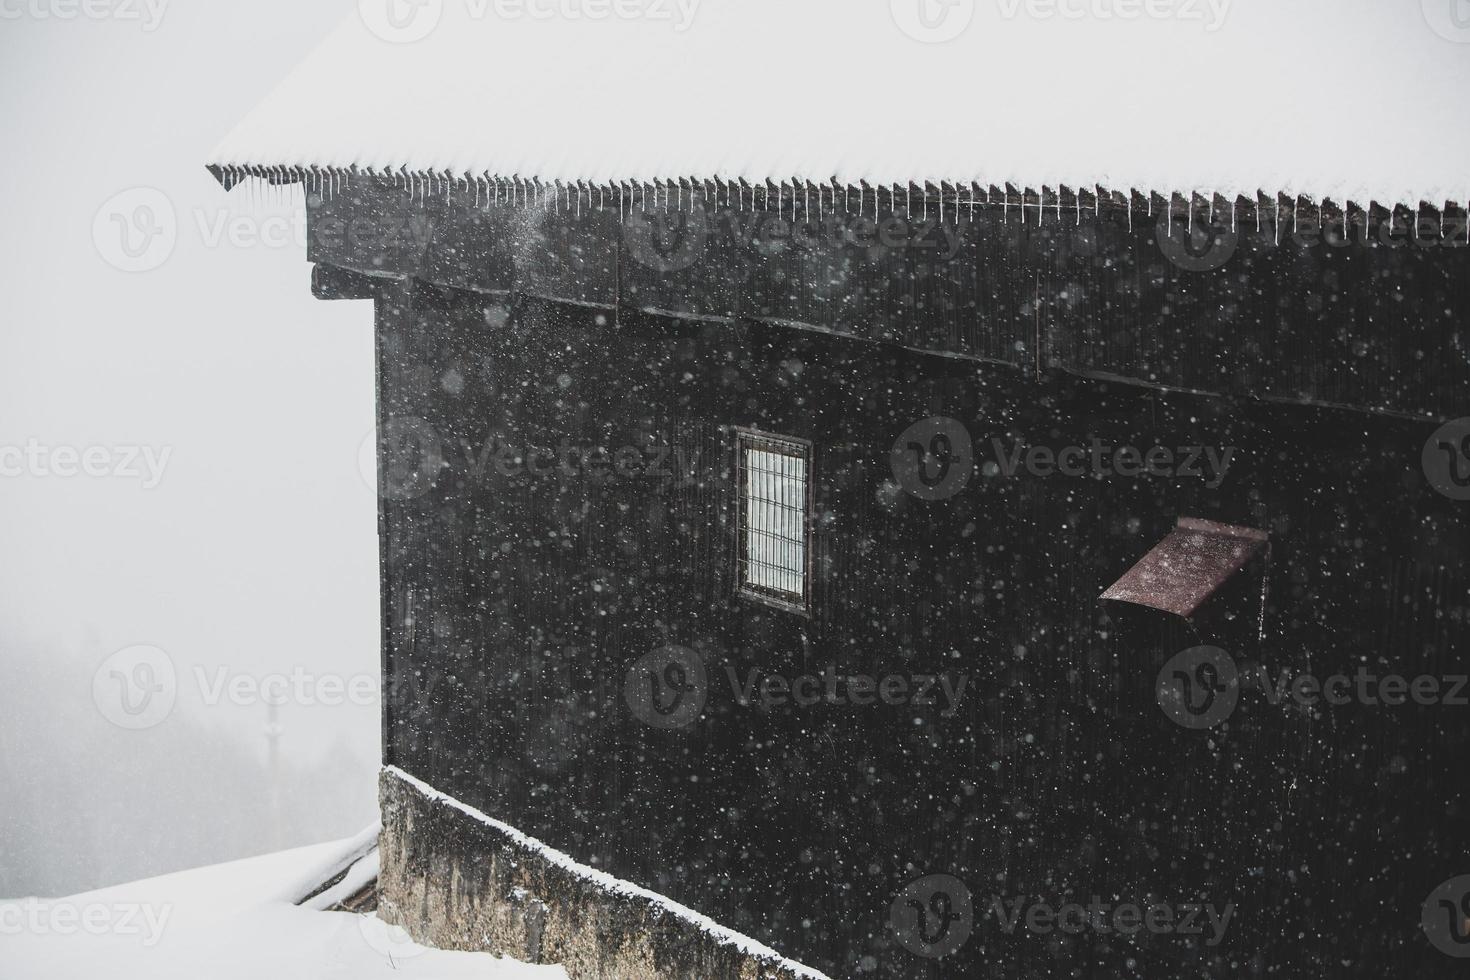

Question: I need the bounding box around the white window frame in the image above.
[735,429,812,614]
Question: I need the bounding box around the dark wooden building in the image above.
[212,4,1470,977]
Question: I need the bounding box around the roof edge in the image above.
[203,163,1467,221]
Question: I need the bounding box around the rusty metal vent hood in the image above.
[1101,517,1269,619]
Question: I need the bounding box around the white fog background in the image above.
[0,0,382,897]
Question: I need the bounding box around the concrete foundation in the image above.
[377,767,825,980]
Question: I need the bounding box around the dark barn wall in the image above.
[305,176,1470,422]
[369,276,1469,978]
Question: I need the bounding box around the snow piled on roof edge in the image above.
[205,163,1466,226]
[383,765,834,980]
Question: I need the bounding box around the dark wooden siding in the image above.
[312,178,1470,421]
[371,275,1469,978]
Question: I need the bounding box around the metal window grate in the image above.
[737,431,810,610]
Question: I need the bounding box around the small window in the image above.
[736,430,811,612]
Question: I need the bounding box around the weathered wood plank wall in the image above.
[366,269,1469,977]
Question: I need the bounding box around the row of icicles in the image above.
[213,165,1470,242]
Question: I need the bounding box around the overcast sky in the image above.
[0,0,385,894]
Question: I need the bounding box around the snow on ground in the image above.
[0,830,566,980]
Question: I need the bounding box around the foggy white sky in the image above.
[0,0,384,893]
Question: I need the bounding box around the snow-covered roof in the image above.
[210,0,1470,211]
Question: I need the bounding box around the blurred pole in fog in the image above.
[265,701,283,852]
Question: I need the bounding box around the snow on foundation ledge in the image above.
[207,0,1470,217]
[381,765,832,980]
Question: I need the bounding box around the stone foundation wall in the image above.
[378,768,826,980]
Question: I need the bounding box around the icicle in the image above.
[1054,188,1061,224]
[1257,543,1273,644]
[1275,197,1282,246]
[1126,191,1133,232]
